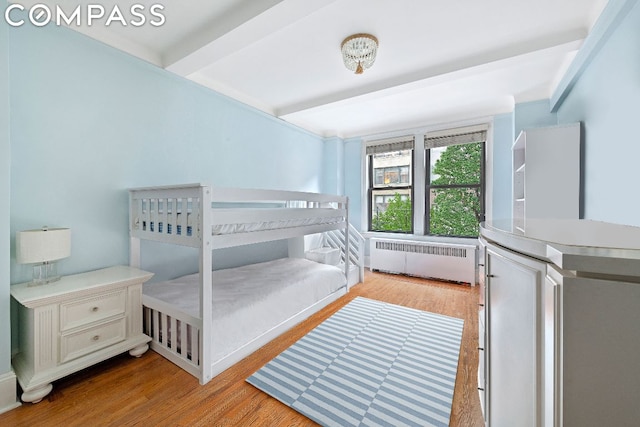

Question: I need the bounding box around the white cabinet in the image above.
[481,219,640,427]
[512,123,580,233]
[11,266,153,403]
[477,238,486,421]
[485,243,545,427]
[545,266,640,427]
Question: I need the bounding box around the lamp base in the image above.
[29,262,61,286]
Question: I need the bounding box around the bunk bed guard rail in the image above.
[129,183,349,251]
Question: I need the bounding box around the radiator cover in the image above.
[370,238,476,284]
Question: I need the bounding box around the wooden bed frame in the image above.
[128,184,350,384]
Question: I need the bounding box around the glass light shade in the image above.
[341,33,378,74]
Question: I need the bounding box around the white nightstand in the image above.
[11,265,153,403]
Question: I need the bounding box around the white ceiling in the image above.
[28,0,608,138]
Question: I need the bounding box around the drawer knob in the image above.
[92,335,100,341]
[91,307,99,312]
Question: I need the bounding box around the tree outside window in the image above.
[371,193,412,232]
[427,141,483,237]
[369,147,412,233]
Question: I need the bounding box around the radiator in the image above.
[370,238,476,285]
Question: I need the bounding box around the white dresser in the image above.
[11,266,153,403]
[479,220,640,427]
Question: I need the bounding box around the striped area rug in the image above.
[246,297,464,427]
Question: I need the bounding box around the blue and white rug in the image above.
[247,297,464,427]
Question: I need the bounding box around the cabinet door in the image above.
[487,246,544,427]
[561,275,640,426]
[543,272,561,427]
[478,238,487,421]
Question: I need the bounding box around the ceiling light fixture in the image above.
[341,33,378,75]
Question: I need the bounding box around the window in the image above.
[364,125,486,238]
[425,129,486,237]
[367,137,414,233]
[373,166,409,185]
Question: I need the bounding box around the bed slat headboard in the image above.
[129,184,205,248]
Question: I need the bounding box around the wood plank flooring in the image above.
[1,270,484,427]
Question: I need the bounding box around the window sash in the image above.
[425,130,486,237]
[370,188,413,233]
[367,144,414,233]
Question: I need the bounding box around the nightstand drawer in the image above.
[60,317,126,363]
[60,290,126,331]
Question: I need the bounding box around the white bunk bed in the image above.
[128,184,350,384]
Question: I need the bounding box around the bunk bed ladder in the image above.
[325,223,365,286]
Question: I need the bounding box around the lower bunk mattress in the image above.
[142,257,346,362]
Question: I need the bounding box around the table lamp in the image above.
[16,226,71,285]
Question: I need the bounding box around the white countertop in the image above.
[11,265,154,307]
[486,218,640,250]
[481,219,640,277]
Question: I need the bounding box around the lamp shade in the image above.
[16,227,71,264]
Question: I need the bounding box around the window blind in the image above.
[425,125,487,149]
[366,136,415,155]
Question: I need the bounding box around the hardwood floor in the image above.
[1,271,484,426]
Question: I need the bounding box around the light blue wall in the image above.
[1,16,11,375]
[491,113,514,221]
[322,136,344,195]
[513,99,557,136]
[556,0,640,226]
[343,138,363,231]
[9,23,325,284]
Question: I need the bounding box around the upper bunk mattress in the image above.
[140,208,344,236]
[212,210,344,235]
[142,257,346,361]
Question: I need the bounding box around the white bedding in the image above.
[143,257,345,361]
[212,215,343,235]
[148,208,344,236]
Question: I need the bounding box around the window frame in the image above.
[362,123,489,239]
[424,140,486,238]
[367,146,415,234]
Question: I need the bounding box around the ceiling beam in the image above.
[550,0,637,111]
[277,29,586,118]
[164,0,338,75]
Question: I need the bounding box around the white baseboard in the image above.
[0,370,21,414]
